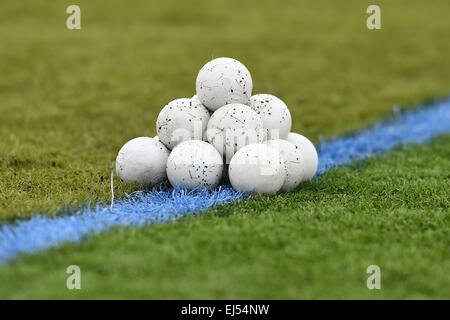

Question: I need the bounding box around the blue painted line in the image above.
[0,187,246,264]
[316,99,450,174]
[0,99,449,264]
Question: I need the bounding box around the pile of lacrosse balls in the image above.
[116,57,318,194]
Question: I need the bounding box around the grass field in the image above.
[1,0,450,220]
[0,136,448,299]
[0,0,449,299]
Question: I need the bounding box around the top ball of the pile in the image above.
[196,57,253,112]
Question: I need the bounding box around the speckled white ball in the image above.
[286,133,318,181]
[228,143,286,194]
[196,57,253,111]
[250,94,292,140]
[191,94,201,105]
[192,94,213,116]
[166,140,223,189]
[156,98,210,150]
[207,103,265,162]
[265,139,304,191]
[116,137,169,186]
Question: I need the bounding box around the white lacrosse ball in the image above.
[250,94,292,140]
[266,139,304,191]
[228,143,286,194]
[286,133,318,181]
[196,57,253,111]
[191,94,201,105]
[156,97,210,150]
[207,103,265,162]
[116,137,169,186]
[192,94,212,116]
[166,140,223,189]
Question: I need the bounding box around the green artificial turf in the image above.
[0,136,448,299]
[1,0,450,220]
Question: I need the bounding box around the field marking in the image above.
[0,99,449,264]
